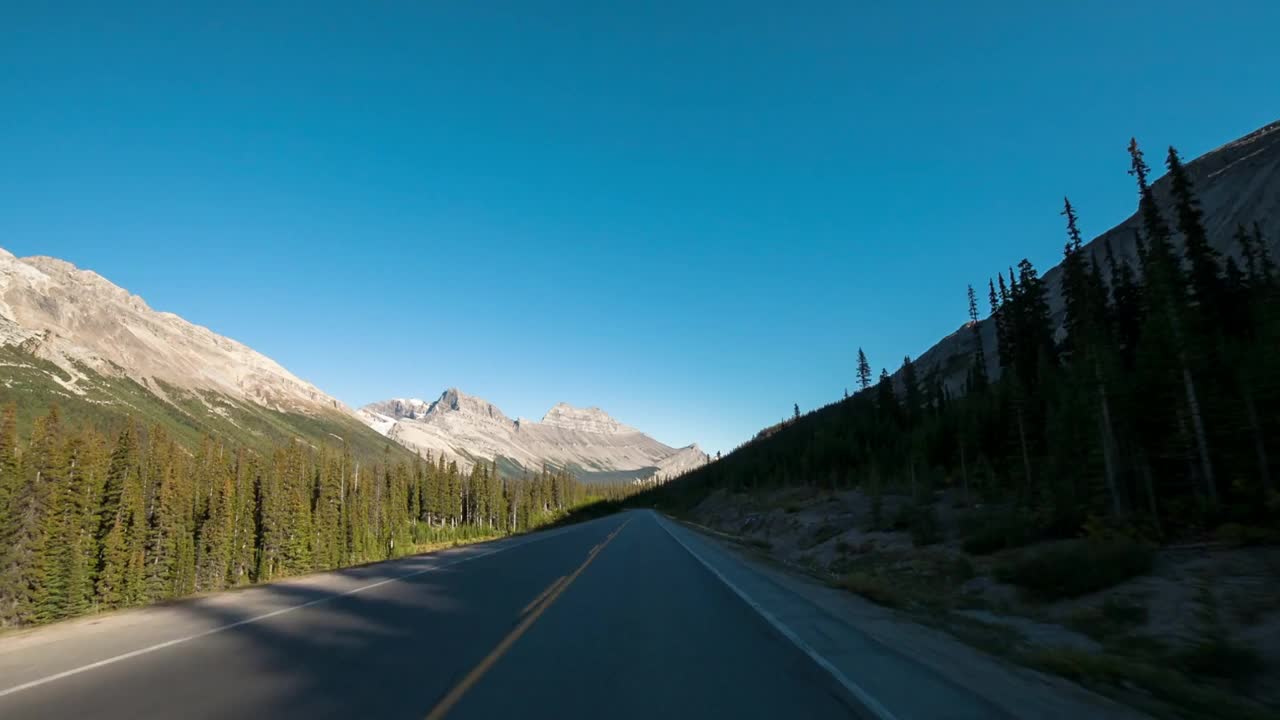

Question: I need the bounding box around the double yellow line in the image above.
[424,518,631,720]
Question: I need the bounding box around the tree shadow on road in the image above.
[6,519,621,720]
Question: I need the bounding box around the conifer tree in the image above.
[49,431,106,619]
[196,449,234,592]
[1254,222,1276,283]
[1060,197,1091,354]
[994,274,1012,371]
[966,284,988,390]
[1130,138,1215,505]
[1059,202,1124,516]
[876,369,898,424]
[30,411,74,623]
[1167,146,1224,325]
[144,430,189,601]
[227,448,258,586]
[856,349,872,391]
[279,443,313,574]
[1106,238,1143,370]
[311,449,343,571]
[0,405,18,622]
[900,356,922,425]
[96,424,146,608]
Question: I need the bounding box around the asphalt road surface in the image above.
[0,510,867,719]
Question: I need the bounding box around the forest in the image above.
[648,140,1279,545]
[0,407,627,628]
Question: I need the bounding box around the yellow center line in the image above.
[424,518,632,720]
[520,576,566,617]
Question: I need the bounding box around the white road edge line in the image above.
[653,511,900,720]
[0,525,578,699]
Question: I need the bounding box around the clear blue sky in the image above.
[2,3,1277,454]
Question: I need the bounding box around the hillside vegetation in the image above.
[652,139,1278,547]
[0,344,411,466]
[0,403,631,628]
[636,139,1280,717]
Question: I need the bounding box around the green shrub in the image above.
[961,510,1039,555]
[1030,648,1275,720]
[888,502,943,546]
[1215,522,1279,547]
[800,523,842,549]
[909,505,942,546]
[1175,637,1265,685]
[998,539,1154,600]
[841,572,906,608]
[1101,596,1149,626]
[947,555,976,582]
[1067,597,1149,640]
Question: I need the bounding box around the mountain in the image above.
[0,247,406,461]
[358,388,708,483]
[912,119,1280,391]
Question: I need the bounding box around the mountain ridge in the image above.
[358,388,706,483]
[0,246,407,462]
[909,119,1280,392]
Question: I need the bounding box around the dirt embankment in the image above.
[687,486,1280,719]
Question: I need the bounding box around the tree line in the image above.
[0,407,621,627]
[652,139,1278,540]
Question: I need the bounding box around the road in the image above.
[0,510,865,720]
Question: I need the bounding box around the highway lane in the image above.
[0,510,861,719]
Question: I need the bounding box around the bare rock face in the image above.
[359,389,707,483]
[539,402,636,434]
[0,247,345,415]
[912,120,1280,392]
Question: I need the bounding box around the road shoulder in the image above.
[657,512,1151,720]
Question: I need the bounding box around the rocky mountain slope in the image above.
[913,120,1280,391]
[0,247,404,461]
[358,389,708,483]
[0,249,340,413]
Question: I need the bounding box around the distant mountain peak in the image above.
[358,390,704,482]
[540,402,636,434]
[430,388,510,423]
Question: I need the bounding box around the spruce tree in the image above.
[96,424,146,608]
[967,284,988,390]
[876,369,898,424]
[228,448,258,586]
[1130,138,1215,506]
[195,448,234,592]
[856,348,872,391]
[1059,202,1124,516]
[994,274,1012,371]
[49,430,106,620]
[278,442,313,574]
[1059,197,1091,355]
[144,431,186,602]
[1166,146,1224,325]
[311,449,343,571]
[22,408,65,624]
[1106,238,1144,370]
[0,404,18,622]
[900,356,922,425]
